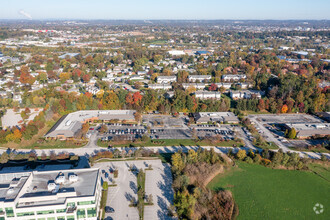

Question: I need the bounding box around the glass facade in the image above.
[5,208,14,218]
[17,211,35,217]
[87,208,96,217]
[56,209,66,213]
[37,210,55,215]
[77,200,95,205]
[67,202,75,207]
[76,209,86,219]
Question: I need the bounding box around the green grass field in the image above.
[208,162,330,220]
[97,139,244,148]
[20,140,85,149]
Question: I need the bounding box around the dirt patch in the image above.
[183,163,229,188]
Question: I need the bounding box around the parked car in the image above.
[105,206,114,213]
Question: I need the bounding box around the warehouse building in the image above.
[193,112,239,124]
[284,123,330,139]
[45,110,136,139]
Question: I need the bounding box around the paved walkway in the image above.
[0,145,328,160]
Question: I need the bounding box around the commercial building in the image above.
[167,50,186,56]
[45,110,136,139]
[0,168,101,220]
[285,123,330,139]
[193,112,239,124]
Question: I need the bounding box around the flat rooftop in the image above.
[0,168,99,208]
[286,123,330,131]
[249,114,324,124]
[194,112,239,123]
[46,110,136,138]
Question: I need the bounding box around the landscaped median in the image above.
[99,182,109,219]
[97,138,244,148]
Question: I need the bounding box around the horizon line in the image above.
[0,18,329,21]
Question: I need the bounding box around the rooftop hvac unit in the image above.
[69,174,78,183]
[7,187,14,195]
[65,120,72,126]
[55,173,66,184]
[48,182,57,191]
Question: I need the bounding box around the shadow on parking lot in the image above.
[130,181,137,194]
[125,192,134,203]
[157,195,172,220]
[157,163,174,205]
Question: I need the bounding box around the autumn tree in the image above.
[209,83,218,91]
[99,124,108,134]
[81,123,90,135]
[134,112,142,123]
[257,99,265,111]
[82,74,90,83]
[236,150,247,160]
[171,152,185,174]
[19,65,34,84]
[286,128,297,139]
[132,92,143,107]
[281,104,288,113]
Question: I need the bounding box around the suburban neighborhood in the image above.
[0,2,329,220]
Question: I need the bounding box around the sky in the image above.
[0,0,329,20]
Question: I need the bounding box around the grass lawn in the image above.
[19,140,86,149]
[208,162,330,220]
[240,110,271,116]
[308,163,330,181]
[98,139,244,148]
[255,141,279,150]
[289,147,330,154]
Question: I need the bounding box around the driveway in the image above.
[93,160,175,220]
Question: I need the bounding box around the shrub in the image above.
[245,156,253,164]
[103,181,108,190]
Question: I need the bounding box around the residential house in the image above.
[157,76,176,84]
[188,75,212,82]
[195,91,221,99]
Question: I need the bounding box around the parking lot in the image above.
[92,115,238,143]
[150,128,192,139]
[93,160,174,220]
[143,115,189,129]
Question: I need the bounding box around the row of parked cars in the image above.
[107,129,147,135]
[107,123,138,127]
[150,129,165,134]
[196,124,218,127]
[214,129,234,135]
